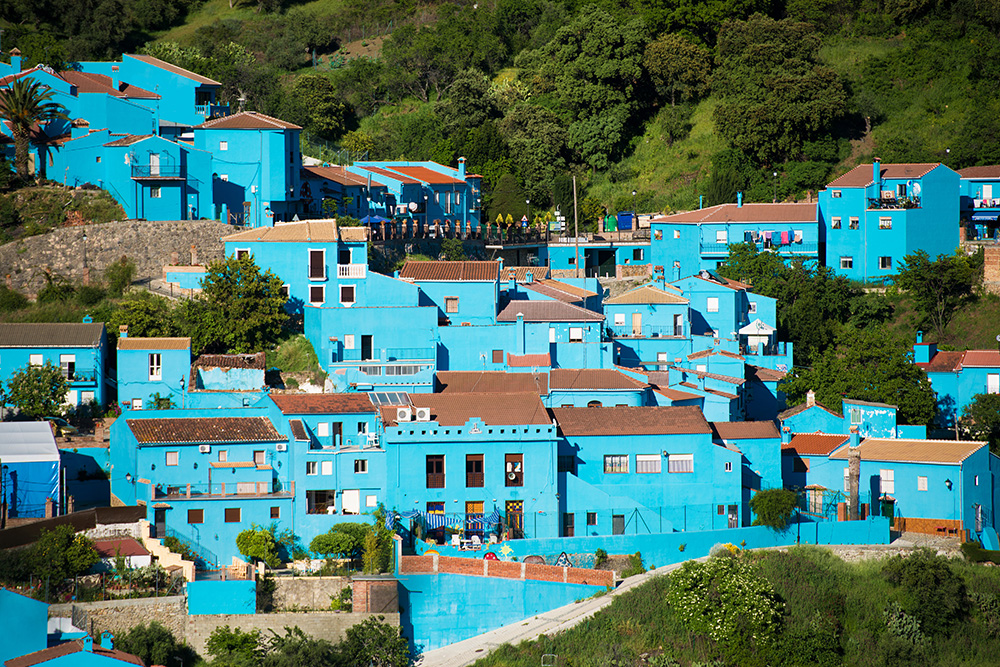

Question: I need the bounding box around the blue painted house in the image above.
[650,201,818,278]
[958,165,1000,240]
[5,634,145,667]
[398,260,500,326]
[194,111,302,226]
[819,161,960,282]
[300,165,389,220]
[0,322,108,409]
[551,405,743,535]
[0,589,48,666]
[915,339,1000,429]
[710,421,782,525]
[0,423,61,519]
[778,392,844,434]
[116,337,191,411]
[541,239,651,279]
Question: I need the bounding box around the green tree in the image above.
[0,78,70,179]
[440,238,467,261]
[780,327,936,425]
[361,507,394,574]
[339,615,410,667]
[6,361,68,419]
[31,525,99,583]
[105,255,137,296]
[961,393,1000,453]
[309,523,367,562]
[0,285,29,313]
[281,75,348,142]
[236,526,282,569]
[882,549,970,636]
[206,625,263,667]
[498,104,568,203]
[116,621,198,667]
[895,249,982,338]
[107,294,177,341]
[644,33,712,106]
[177,255,288,355]
[750,488,798,530]
[262,627,339,667]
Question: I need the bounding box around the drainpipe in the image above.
[516,313,525,355]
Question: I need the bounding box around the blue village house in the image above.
[710,421,782,525]
[300,165,390,220]
[958,165,1000,240]
[818,160,960,282]
[0,422,61,519]
[913,333,1000,430]
[115,336,192,411]
[0,322,108,409]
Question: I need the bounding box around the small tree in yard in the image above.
[236,525,282,569]
[309,523,366,564]
[104,256,137,296]
[962,393,1000,453]
[6,361,68,418]
[31,525,99,583]
[750,488,798,531]
[340,616,410,667]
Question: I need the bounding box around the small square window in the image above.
[366,494,378,508]
[29,354,43,366]
[235,249,250,260]
[318,422,329,437]
[492,349,503,364]
[725,461,733,472]
[831,217,841,229]
[879,216,892,229]
[654,230,663,240]
[253,450,265,465]
[849,217,859,229]
[131,398,143,410]
[321,460,333,476]
[568,257,576,265]
[614,313,626,326]
[633,248,643,261]
[707,297,719,313]
[219,141,228,151]
[150,187,161,199]
[218,450,228,462]
[917,476,928,491]
[636,454,661,473]
[748,301,757,314]
[270,506,280,519]
[604,455,629,473]
[716,231,727,244]
[306,461,318,475]
[340,285,356,304]
[96,156,101,163]
[673,230,680,239]
[832,190,842,198]
[165,451,179,466]
[879,256,892,270]
[188,509,203,524]
[309,285,325,304]
[840,256,853,270]
[668,454,694,473]
[355,459,368,473]
[219,174,229,182]
[569,327,584,342]
[445,297,459,314]
[225,508,241,523]
[586,512,597,526]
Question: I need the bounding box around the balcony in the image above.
[700,241,818,256]
[195,103,231,118]
[152,480,292,499]
[132,164,184,180]
[868,196,920,210]
[426,473,445,489]
[609,324,683,339]
[337,264,366,279]
[466,472,484,488]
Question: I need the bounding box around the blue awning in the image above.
[971,213,998,221]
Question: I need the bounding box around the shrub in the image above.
[75,284,107,307]
[882,548,970,635]
[0,285,28,312]
[330,585,353,611]
[621,552,646,578]
[750,488,798,530]
[594,548,608,568]
[104,256,137,296]
[117,622,197,667]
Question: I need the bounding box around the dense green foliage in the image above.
[962,393,1000,453]
[896,249,984,338]
[5,360,68,418]
[0,78,70,179]
[116,622,198,667]
[236,525,282,569]
[474,546,1000,667]
[749,488,798,530]
[29,525,99,583]
[309,523,367,561]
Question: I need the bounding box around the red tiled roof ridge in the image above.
[826,162,940,188]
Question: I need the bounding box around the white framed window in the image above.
[358,422,369,435]
[234,248,250,260]
[342,489,361,515]
[96,156,101,163]
[148,353,162,381]
[604,455,629,474]
[832,190,842,198]
[366,494,378,508]
[879,216,892,229]
[253,450,265,465]
[29,354,43,366]
[668,454,694,473]
[165,451,179,466]
[218,450,228,462]
[549,327,556,343]
[843,468,851,493]
[445,297,459,313]
[309,285,325,304]
[219,174,228,182]
[715,230,727,244]
[725,461,733,472]
[81,391,94,402]
[831,216,841,229]
[59,354,76,379]
[917,475,928,491]
[308,249,326,280]
[219,141,228,151]
[696,364,707,372]
[849,217,859,229]
[707,297,719,313]
[636,454,661,474]
[340,285,356,304]
[321,460,333,476]
[879,256,892,270]
[344,334,355,350]
[317,422,329,437]
[673,230,680,239]
[614,313,626,326]
[850,407,862,424]
[633,248,644,261]
[976,475,980,486]
[569,327,583,342]
[988,374,999,394]
[131,398,143,410]
[280,284,289,299]
[150,187,161,199]
[748,302,757,314]
[879,469,894,494]
[306,461,318,476]
[355,459,368,473]
[841,256,853,270]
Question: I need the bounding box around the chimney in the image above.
[872,157,882,198]
[916,330,923,344]
[525,271,533,284]
[699,195,704,210]
[101,632,114,650]
[119,324,128,338]
[781,425,791,445]
[111,65,120,91]
[10,48,21,73]
[806,389,815,407]
[516,313,525,355]
[457,157,466,180]
[82,636,94,653]
[849,426,860,448]
[737,192,743,208]
[508,276,516,293]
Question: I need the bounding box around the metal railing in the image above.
[131,164,184,179]
[384,347,436,360]
[153,480,291,499]
[868,196,920,210]
[608,324,682,339]
[700,241,819,255]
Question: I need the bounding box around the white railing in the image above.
[338,264,366,278]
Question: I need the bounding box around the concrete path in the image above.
[415,559,706,667]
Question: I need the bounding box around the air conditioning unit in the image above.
[276,443,288,452]
[507,472,518,481]
[198,444,211,454]
[396,406,412,423]
[415,407,431,422]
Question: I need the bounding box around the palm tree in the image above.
[0,78,69,180]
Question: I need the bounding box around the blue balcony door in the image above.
[361,335,373,361]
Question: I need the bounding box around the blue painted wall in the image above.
[0,589,48,665]
[187,579,257,615]
[0,327,107,408]
[116,339,191,412]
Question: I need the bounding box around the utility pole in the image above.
[573,176,580,279]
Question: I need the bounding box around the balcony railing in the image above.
[195,103,231,117]
[466,472,484,488]
[384,347,436,361]
[868,196,920,210]
[152,480,291,499]
[337,264,366,278]
[700,241,818,256]
[426,473,445,489]
[132,164,184,179]
[609,324,683,339]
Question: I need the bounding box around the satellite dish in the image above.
[912,183,921,196]
[507,472,517,481]
[408,201,419,212]
[995,334,1000,342]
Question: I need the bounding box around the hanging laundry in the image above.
[764,231,772,241]
[794,230,803,243]
[781,231,789,245]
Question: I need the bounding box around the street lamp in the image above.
[525,198,530,235]
[424,194,429,237]
[772,172,778,203]
[1,463,7,530]
[631,189,637,227]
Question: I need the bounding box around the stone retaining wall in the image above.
[49,596,187,642]
[1,220,229,297]
[272,576,349,611]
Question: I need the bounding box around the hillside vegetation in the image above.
[4,0,1000,224]
[473,546,1000,667]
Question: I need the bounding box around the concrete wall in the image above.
[49,596,187,642]
[0,220,228,296]
[273,576,350,611]
[184,612,399,657]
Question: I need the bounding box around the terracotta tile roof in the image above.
[960,350,1000,368]
[687,348,744,361]
[604,284,688,305]
[117,337,190,350]
[59,71,158,98]
[0,322,105,348]
[288,419,308,441]
[398,260,499,281]
[352,165,422,184]
[504,267,549,282]
[197,111,300,130]
[679,382,738,400]
[103,134,154,147]
[383,392,551,427]
[549,369,647,390]
[521,282,584,304]
[302,165,387,188]
[826,163,940,188]
[549,405,711,436]
[914,349,964,373]
[127,417,285,444]
[782,433,849,456]
[711,421,779,440]
[192,352,265,370]
[6,638,145,667]
[93,538,149,558]
[778,401,841,420]
[653,386,703,402]
[507,352,551,368]
[382,165,465,184]
[223,220,366,243]
[842,398,895,409]
[127,54,221,85]
[650,202,817,224]
[535,279,597,299]
[829,438,985,464]
[435,371,548,395]
[270,394,375,414]
[747,365,787,383]
[671,366,746,385]
[0,66,44,87]
[497,300,604,322]
[958,165,1000,179]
